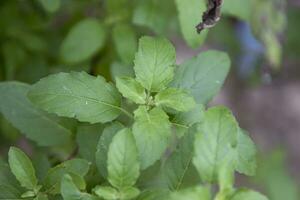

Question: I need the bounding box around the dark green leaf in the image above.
[96,122,124,178]
[172,51,230,104]
[28,71,122,124]
[76,123,103,163]
[60,19,106,64]
[43,159,90,194]
[0,82,72,146]
[113,24,137,65]
[160,126,200,190]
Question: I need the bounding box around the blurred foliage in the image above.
[253,150,300,200]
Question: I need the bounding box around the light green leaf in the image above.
[43,159,90,194]
[116,77,146,104]
[113,24,137,65]
[0,82,72,146]
[172,51,231,104]
[34,193,49,200]
[8,147,38,190]
[132,0,175,34]
[76,123,103,163]
[160,126,200,191]
[120,187,140,200]
[134,36,176,92]
[193,107,238,183]
[172,104,205,138]
[222,0,251,21]
[231,189,269,200]
[168,186,211,200]
[107,128,140,189]
[155,88,196,112]
[60,18,106,64]
[93,186,119,200]
[61,174,96,200]
[175,0,208,48]
[38,0,60,13]
[235,130,257,176]
[132,106,171,169]
[21,190,36,198]
[28,71,122,124]
[96,122,124,178]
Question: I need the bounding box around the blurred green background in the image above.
[0,0,299,199]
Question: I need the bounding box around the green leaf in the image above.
[192,107,238,183]
[160,126,200,190]
[96,122,124,178]
[60,18,106,64]
[230,189,269,200]
[0,163,23,191]
[43,159,90,194]
[8,147,38,190]
[61,174,96,200]
[120,187,140,200]
[155,88,196,112]
[132,0,175,34]
[34,193,49,200]
[116,77,146,104]
[235,130,257,176]
[0,82,72,146]
[136,189,170,200]
[168,186,211,200]
[110,61,134,81]
[255,150,299,200]
[175,0,208,48]
[134,36,176,92]
[32,152,51,181]
[38,0,60,13]
[113,24,137,65]
[93,186,119,200]
[222,0,251,21]
[28,71,122,124]
[172,104,205,138]
[0,184,22,199]
[94,186,140,200]
[76,123,103,163]
[132,106,171,169]
[107,128,140,189]
[172,51,230,104]
[21,190,36,198]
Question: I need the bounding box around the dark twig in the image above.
[196,0,223,33]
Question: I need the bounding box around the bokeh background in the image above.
[0,0,299,199]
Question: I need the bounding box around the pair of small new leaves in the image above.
[116,77,195,112]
